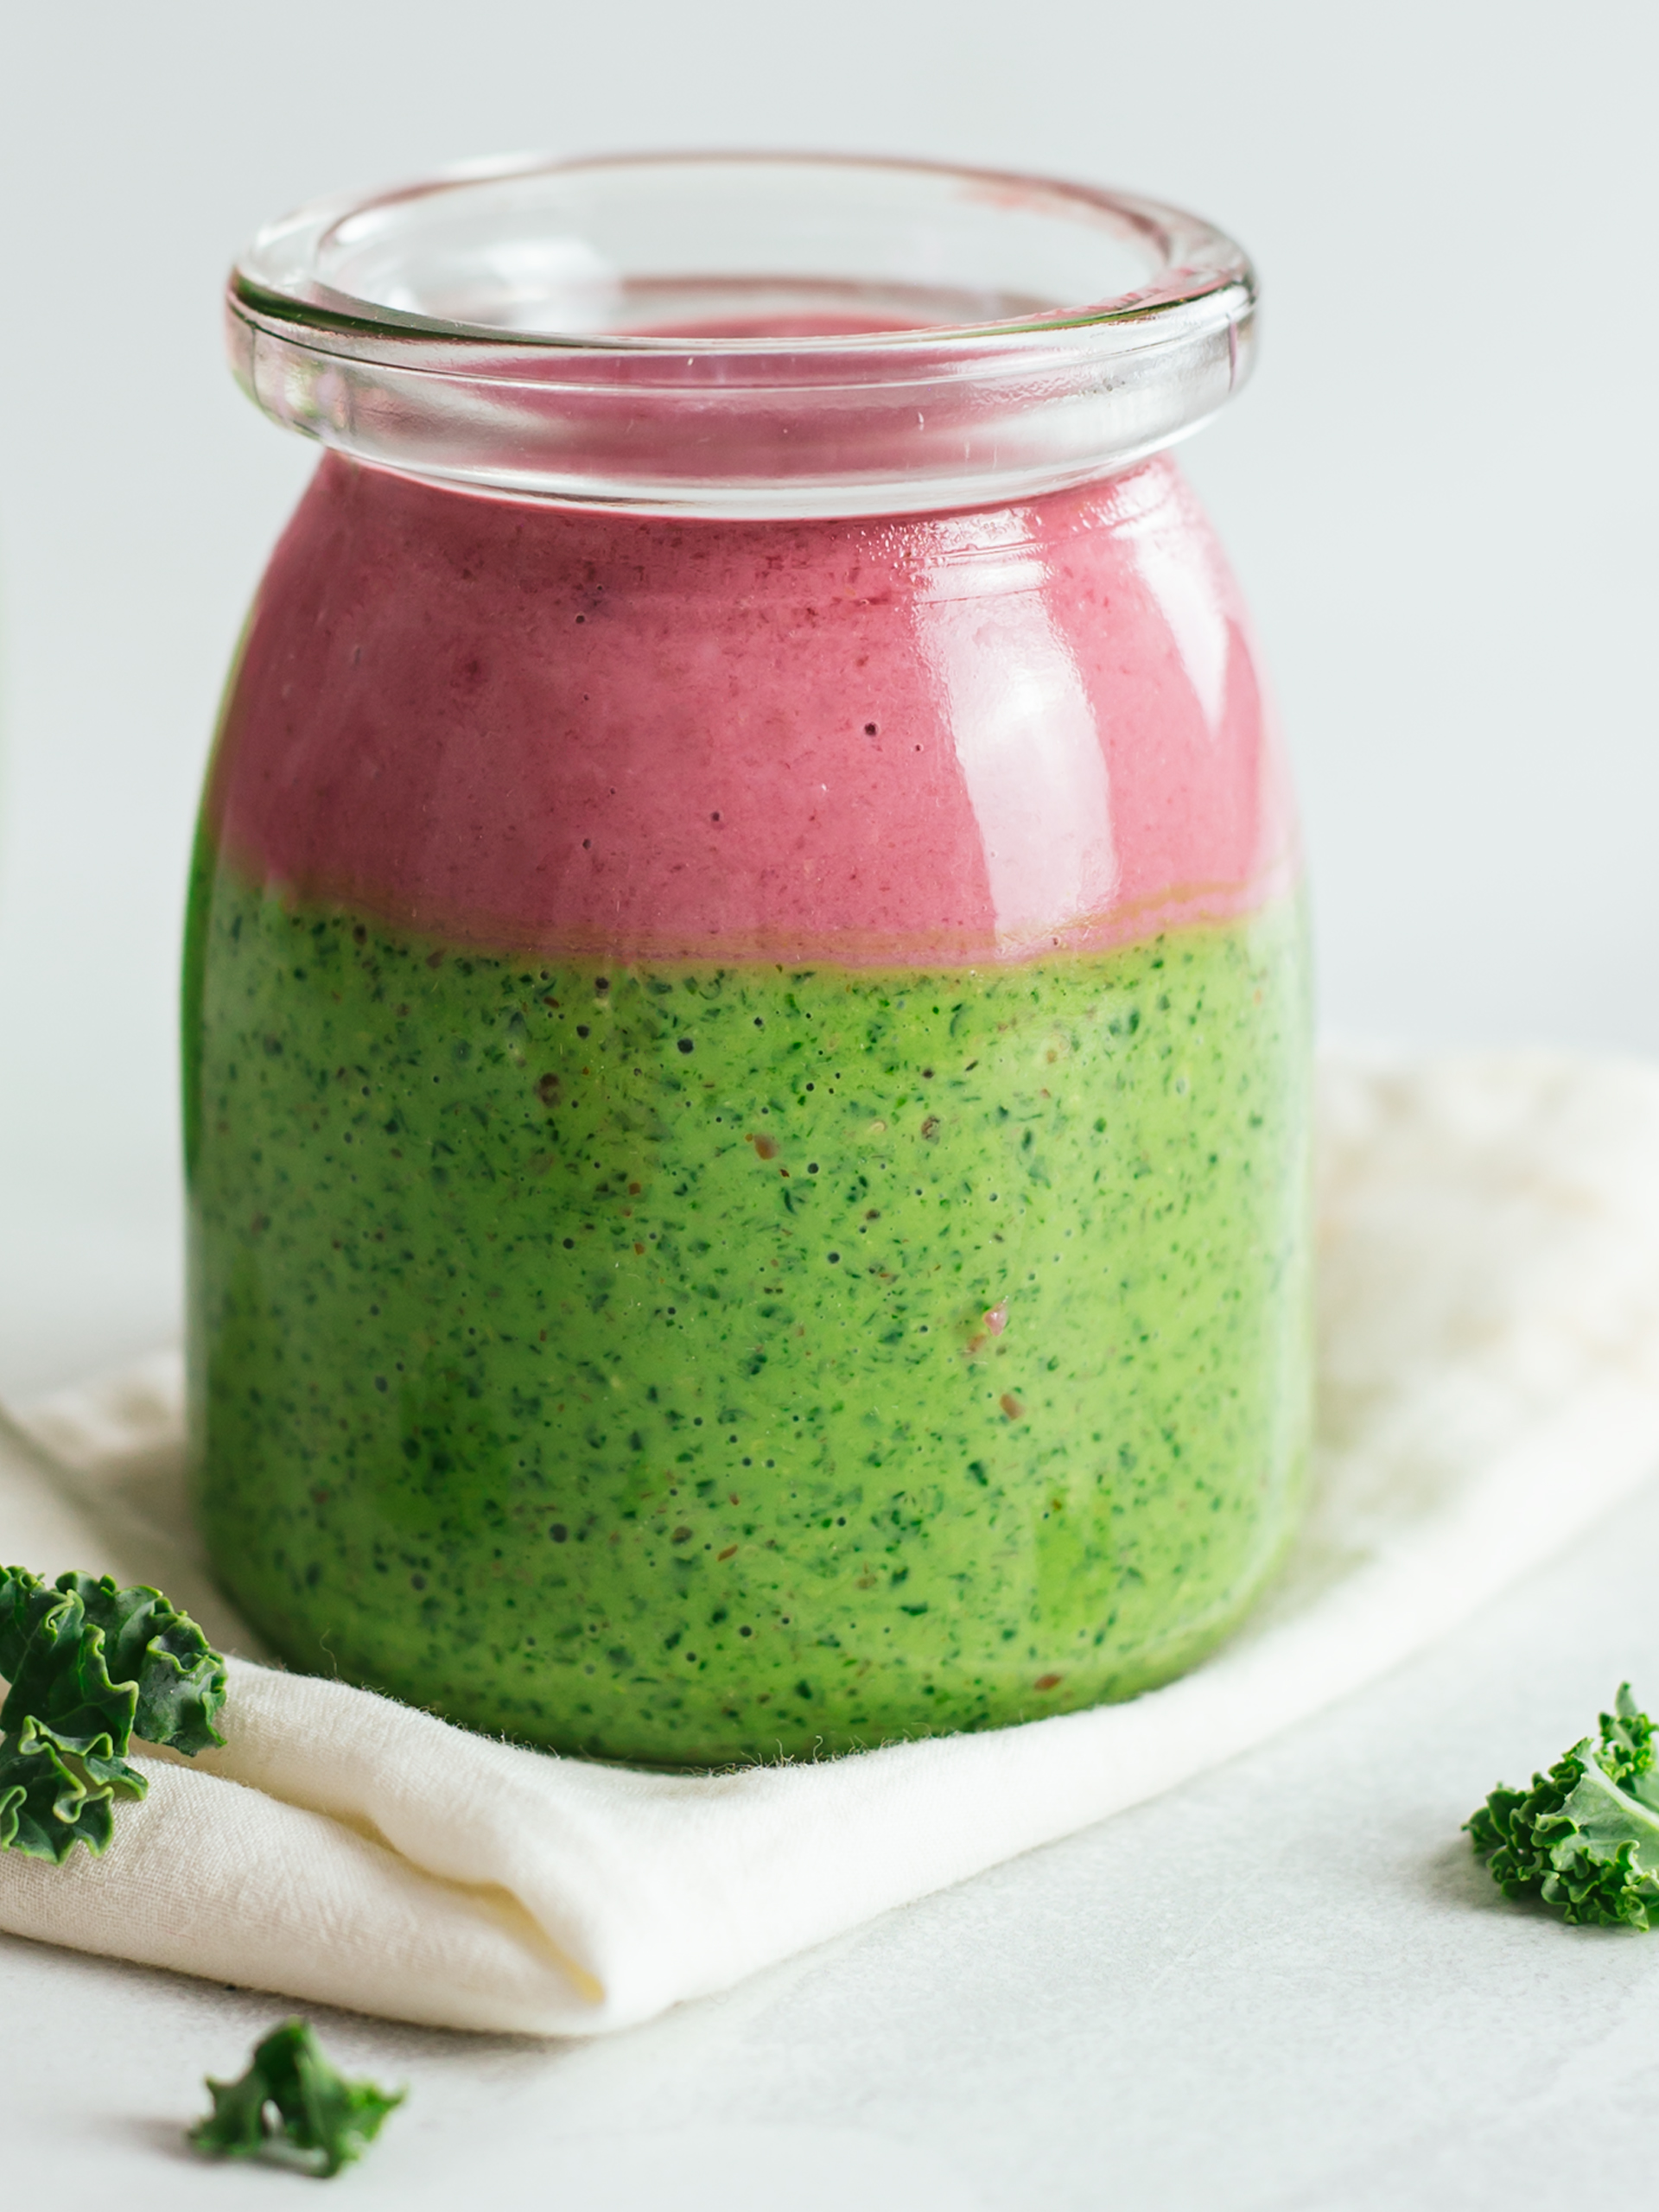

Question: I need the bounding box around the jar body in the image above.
[185,450,1311,1762]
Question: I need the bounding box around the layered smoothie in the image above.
[187,451,1310,1763]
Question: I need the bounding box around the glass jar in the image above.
[187,153,1311,1764]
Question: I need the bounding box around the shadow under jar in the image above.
[186,152,1313,1764]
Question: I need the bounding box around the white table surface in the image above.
[6,1357,1659,2212]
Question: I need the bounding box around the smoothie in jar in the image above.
[188,156,1311,1763]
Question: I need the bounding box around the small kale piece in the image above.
[0,1565,227,1865]
[1466,1684,1659,1928]
[190,2020,404,2178]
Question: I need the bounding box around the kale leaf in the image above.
[190,2019,404,2178]
[0,1715,146,1861]
[1465,1683,1659,1927]
[0,1565,227,1866]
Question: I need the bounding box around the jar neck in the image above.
[229,153,1256,520]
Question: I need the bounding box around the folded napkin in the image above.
[4,1048,1659,2037]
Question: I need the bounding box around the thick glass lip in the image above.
[228,150,1257,518]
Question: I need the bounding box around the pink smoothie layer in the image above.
[211,452,1296,963]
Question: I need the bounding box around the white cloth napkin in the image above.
[4,1048,1659,2038]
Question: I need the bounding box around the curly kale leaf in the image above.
[58,1572,229,1757]
[0,1715,145,1861]
[190,2020,404,2179]
[1466,1684,1659,1928]
[0,1565,227,1865]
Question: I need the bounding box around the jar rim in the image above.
[228,149,1258,518]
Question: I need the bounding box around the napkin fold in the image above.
[3,1049,1659,2037]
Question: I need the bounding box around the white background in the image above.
[3,0,1655,1396]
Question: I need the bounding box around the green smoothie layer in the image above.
[186,873,1312,1763]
